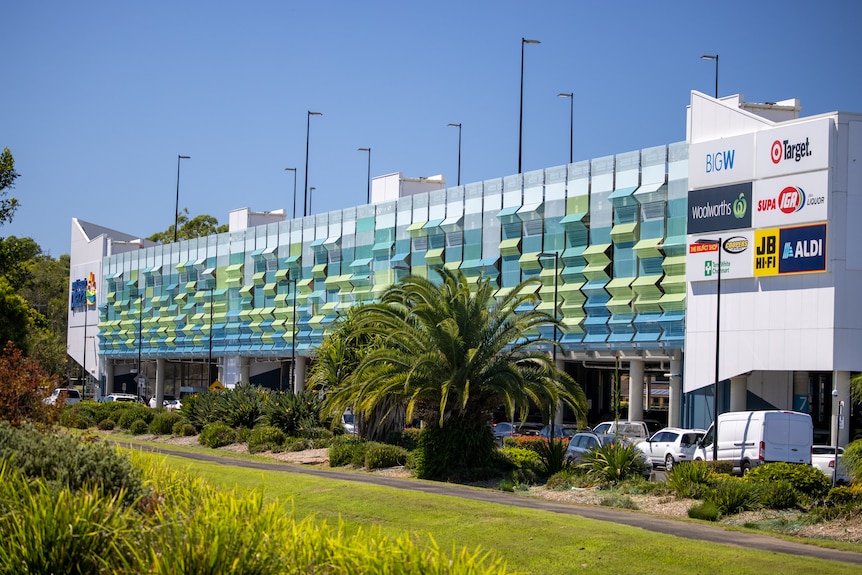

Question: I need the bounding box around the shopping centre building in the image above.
[67,91,862,445]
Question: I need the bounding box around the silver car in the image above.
[565,431,653,479]
[636,427,706,471]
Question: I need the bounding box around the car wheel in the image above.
[664,454,675,471]
[741,460,751,475]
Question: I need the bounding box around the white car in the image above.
[102,393,140,403]
[43,387,82,406]
[636,427,706,471]
[811,445,851,484]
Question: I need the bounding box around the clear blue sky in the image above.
[4,1,861,257]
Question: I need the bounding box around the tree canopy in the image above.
[147,208,229,243]
[0,147,20,226]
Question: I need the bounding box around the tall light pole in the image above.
[285,167,297,220]
[558,93,573,164]
[304,111,322,217]
[358,147,371,204]
[519,38,540,174]
[538,251,560,438]
[701,54,719,99]
[447,123,462,186]
[174,155,191,243]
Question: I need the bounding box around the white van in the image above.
[693,410,812,474]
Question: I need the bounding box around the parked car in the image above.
[491,421,520,440]
[565,431,652,478]
[592,420,650,444]
[342,409,357,435]
[164,399,183,411]
[43,387,82,406]
[693,410,813,474]
[636,427,706,471]
[102,393,141,403]
[811,445,851,484]
[537,424,580,441]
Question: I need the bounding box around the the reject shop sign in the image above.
[753,170,829,228]
[755,118,831,179]
[686,232,754,282]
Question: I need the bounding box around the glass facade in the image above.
[98,143,688,366]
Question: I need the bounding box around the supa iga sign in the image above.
[754,223,827,276]
[754,170,828,228]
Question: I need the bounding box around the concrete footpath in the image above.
[127,443,862,567]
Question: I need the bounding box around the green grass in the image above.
[138,449,861,575]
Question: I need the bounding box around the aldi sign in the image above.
[754,223,827,276]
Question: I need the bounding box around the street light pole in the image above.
[519,38,540,174]
[358,148,371,204]
[447,123,462,186]
[304,111,322,218]
[285,168,297,220]
[701,54,719,99]
[712,237,723,461]
[558,93,573,164]
[174,155,191,243]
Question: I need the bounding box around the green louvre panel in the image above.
[312,263,328,278]
[633,237,663,260]
[632,275,664,313]
[273,268,289,283]
[105,291,116,303]
[519,251,542,270]
[224,264,243,287]
[425,248,444,265]
[499,238,521,256]
[582,244,611,279]
[407,221,427,238]
[605,277,634,315]
[561,315,585,335]
[610,222,639,244]
[559,281,586,307]
[308,314,326,331]
[659,291,686,312]
[662,254,686,276]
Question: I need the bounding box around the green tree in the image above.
[0,276,35,354]
[147,209,228,243]
[323,268,587,480]
[0,236,41,288]
[0,148,20,226]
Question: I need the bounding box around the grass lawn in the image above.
[146,450,860,575]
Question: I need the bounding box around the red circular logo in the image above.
[770,140,783,164]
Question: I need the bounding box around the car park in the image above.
[811,445,851,484]
[565,431,652,478]
[43,387,82,406]
[537,424,580,441]
[491,421,519,440]
[636,427,706,471]
[102,393,141,403]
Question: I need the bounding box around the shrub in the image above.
[248,426,286,454]
[580,441,647,485]
[0,421,146,506]
[841,439,862,484]
[265,390,323,436]
[216,385,271,430]
[329,435,367,467]
[745,462,831,500]
[300,426,334,440]
[129,419,149,435]
[415,419,502,482]
[705,460,734,475]
[501,447,543,475]
[706,478,759,515]
[666,460,713,499]
[59,409,94,429]
[149,411,183,435]
[825,484,862,506]
[364,443,408,469]
[504,435,546,454]
[688,501,720,521]
[97,418,115,431]
[599,494,638,510]
[535,438,569,477]
[0,343,57,426]
[386,428,421,450]
[235,427,252,443]
[759,479,798,510]
[545,468,591,490]
[199,422,237,448]
[116,405,154,430]
[172,421,198,437]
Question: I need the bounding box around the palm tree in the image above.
[323,268,587,480]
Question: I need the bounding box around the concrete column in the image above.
[294,355,307,393]
[103,359,114,400]
[729,375,748,412]
[156,358,166,408]
[833,370,851,447]
[628,358,645,422]
[240,357,250,385]
[668,352,682,428]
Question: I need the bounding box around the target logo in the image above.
[770,140,783,164]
